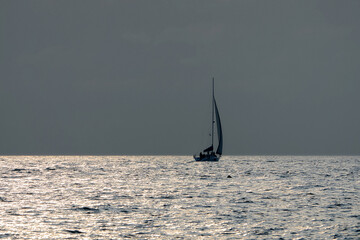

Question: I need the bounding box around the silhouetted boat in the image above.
[194,78,223,161]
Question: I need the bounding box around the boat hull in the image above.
[194,155,220,161]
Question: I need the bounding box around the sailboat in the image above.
[194,78,223,161]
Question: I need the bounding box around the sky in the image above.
[1,0,360,155]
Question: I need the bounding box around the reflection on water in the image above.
[0,156,359,239]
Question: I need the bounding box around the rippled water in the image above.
[0,156,359,239]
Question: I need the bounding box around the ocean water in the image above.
[0,156,359,239]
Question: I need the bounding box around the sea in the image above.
[0,155,359,239]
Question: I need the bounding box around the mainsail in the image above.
[214,98,223,155]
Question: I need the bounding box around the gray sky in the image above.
[1,0,360,155]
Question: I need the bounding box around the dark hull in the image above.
[194,155,220,161]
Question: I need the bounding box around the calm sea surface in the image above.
[0,156,359,239]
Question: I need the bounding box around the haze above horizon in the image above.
[1,1,360,155]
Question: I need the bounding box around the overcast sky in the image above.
[1,0,360,155]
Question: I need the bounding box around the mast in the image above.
[211,77,214,151]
